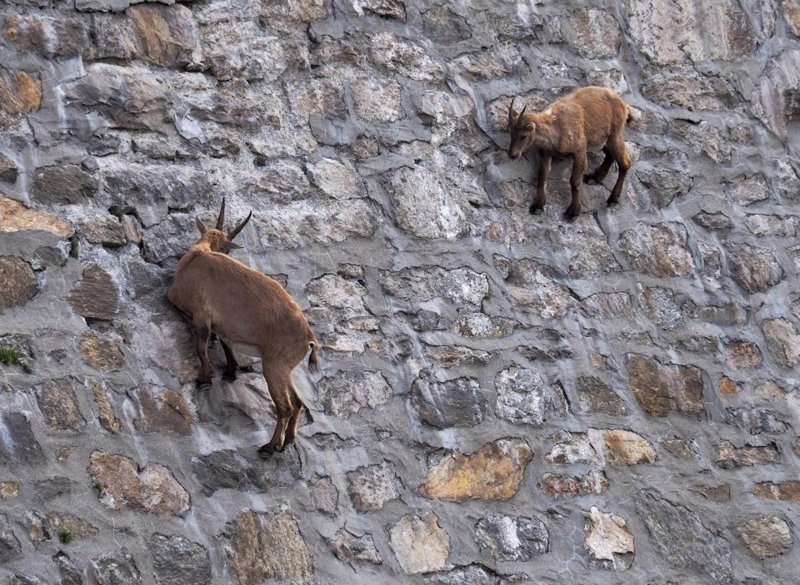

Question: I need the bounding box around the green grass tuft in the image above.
[69,236,79,258]
[0,347,21,367]
[58,527,73,545]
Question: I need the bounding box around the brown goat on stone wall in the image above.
[507,86,636,220]
[169,202,319,456]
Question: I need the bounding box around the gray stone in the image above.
[133,387,193,435]
[353,79,404,122]
[725,407,788,435]
[539,471,609,497]
[347,461,403,512]
[310,476,338,516]
[316,371,393,417]
[474,515,548,561]
[0,152,18,182]
[191,448,301,496]
[737,516,793,559]
[564,8,620,58]
[35,378,86,432]
[634,489,732,583]
[332,530,382,565]
[715,441,780,468]
[55,552,83,585]
[369,33,445,81]
[389,513,450,574]
[761,318,800,367]
[0,412,45,465]
[0,513,22,563]
[149,533,212,585]
[577,377,627,415]
[91,549,142,585]
[411,375,486,428]
[381,266,488,306]
[68,264,120,320]
[0,256,37,310]
[619,223,694,277]
[78,215,126,247]
[726,174,770,205]
[454,313,516,338]
[727,243,784,293]
[637,286,687,330]
[31,165,97,204]
[494,366,549,425]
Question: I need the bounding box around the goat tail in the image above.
[307,341,319,374]
[625,104,639,127]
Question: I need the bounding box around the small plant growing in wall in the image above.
[0,346,33,373]
[57,527,73,545]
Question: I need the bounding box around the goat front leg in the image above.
[565,151,588,221]
[530,151,552,214]
[219,339,239,382]
[194,324,213,390]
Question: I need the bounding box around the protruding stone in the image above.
[316,371,392,418]
[761,318,800,367]
[494,366,557,425]
[389,513,450,574]
[695,484,731,502]
[0,482,19,499]
[0,412,45,466]
[661,438,699,459]
[35,378,85,432]
[419,439,533,502]
[726,407,788,434]
[626,354,704,418]
[577,377,627,415]
[26,511,99,545]
[78,215,126,247]
[411,375,486,428]
[387,167,469,240]
[126,4,203,69]
[634,489,732,583]
[149,533,212,585]
[31,165,98,205]
[308,158,363,200]
[736,516,793,559]
[718,377,741,396]
[332,530,382,565]
[91,550,142,585]
[724,340,763,369]
[0,257,37,310]
[715,441,780,468]
[68,264,120,321]
[0,154,16,183]
[539,471,609,497]
[310,476,338,516]
[726,174,770,205]
[80,330,126,372]
[191,449,301,496]
[599,429,657,465]
[584,508,634,570]
[726,243,783,293]
[90,379,122,433]
[0,513,22,563]
[89,451,190,515]
[0,195,73,236]
[619,223,694,277]
[474,515,548,561]
[3,14,91,58]
[0,68,41,130]
[228,510,313,585]
[353,78,403,122]
[133,387,192,435]
[381,266,488,306]
[565,8,620,58]
[369,33,445,81]
[753,480,800,502]
[347,461,403,512]
[454,313,515,338]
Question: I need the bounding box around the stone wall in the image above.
[1,0,799,583]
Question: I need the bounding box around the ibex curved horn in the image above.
[228,211,252,241]
[216,198,226,230]
[516,105,528,129]
[508,98,516,130]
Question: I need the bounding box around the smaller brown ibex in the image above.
[507,86,636,220]
[168,200,319,455]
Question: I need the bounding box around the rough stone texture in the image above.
[474,515,548,561]
[228,511,313,585]
[88,451,190,515]
[0,257,37,310]
[584,508,635,570]
[0,1,799,583]
[419,439,533,502]
[389,513,450,574]
[736,516,794,559]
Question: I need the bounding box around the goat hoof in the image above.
[239,364,254,373]
[222,370,237,382]
[606,197,620,207]
[529,204,544,215]
[196,379,212,391]
[563,208,580,221]
[257,443,275,457]
[583,175,598,185]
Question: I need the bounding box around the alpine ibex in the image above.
[168,201,319,455]
[507,86,636,220]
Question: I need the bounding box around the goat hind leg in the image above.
[220,339,239,382]
[194,324,213,390]
[258,371,293,457]
[607,141,632,206]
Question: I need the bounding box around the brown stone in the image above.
[80,330,125,372]
[539,471,609,497]
[784,0,800,36]
[626,354,705,418]
[737,516,793,559]
[35,378,85,432]
[577,377,627,415]
[229,510,313,585]
[585,507,634,570]
[753,480,800,502]
[715,441,780,468]
[90,379,122,434]
[134,387,192,435]
[68,264,120,321]
[78,214,126,247]
[0,195,73,236]
[618,223,694,277]
[718,377,741,396]
[726,243,784,293]
[600,429,657,465]
[128,4,202,69]
[89,451,190,516]
[389,513,450,574]
[332,530,382,565]
[3,14,92,58]
[27,512,98,545]
[661,438,698,459]
[0,482,19,499]
[419,439,533,502]
[695,484,731,502]
[0,257,37,310]
[761,318,800,367]
[724,340,763,369]
[0,68,41,130]
[31,165,98,205]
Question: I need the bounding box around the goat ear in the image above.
[216,198,226,230]
[195,217,208,235]
[221,240,243,253]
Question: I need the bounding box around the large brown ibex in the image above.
[168,201,319,455]
[507,86,636,220]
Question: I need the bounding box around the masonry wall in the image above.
[1,0,799,583]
